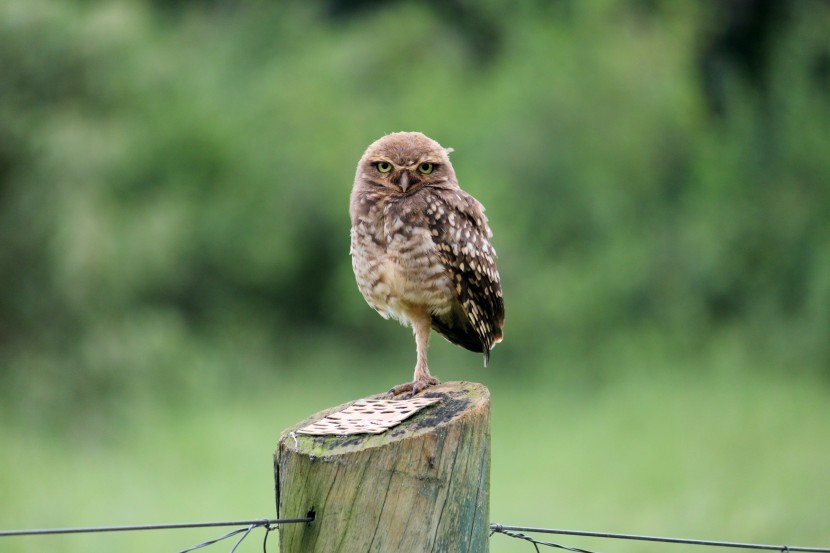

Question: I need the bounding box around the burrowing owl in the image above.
[350,132,505,396]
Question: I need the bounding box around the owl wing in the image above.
[427,188,505,365]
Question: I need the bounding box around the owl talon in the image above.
[387,377,440,398]
[388,377,440,398]
[388,382,413,397]
[411,377,440,396]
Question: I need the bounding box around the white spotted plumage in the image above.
[349,132,504,396]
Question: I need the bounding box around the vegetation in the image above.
[1,1,828,552]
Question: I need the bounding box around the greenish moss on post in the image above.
[275,381,490,553]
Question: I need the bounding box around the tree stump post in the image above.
[274,381,490,553]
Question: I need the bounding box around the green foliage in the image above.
[1,0,829,419]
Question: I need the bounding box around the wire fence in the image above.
[0,517,314,553]
[489,524,830,553]
[2,517,828,553]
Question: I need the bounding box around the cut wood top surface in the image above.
[279,381,489,457]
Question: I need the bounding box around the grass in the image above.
[1,358,828,553]
[490,369,830,552]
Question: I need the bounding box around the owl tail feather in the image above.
[430,314,485,354]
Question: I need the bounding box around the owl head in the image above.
[356,132,457,194]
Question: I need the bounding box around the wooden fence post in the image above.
[274,381,490,553]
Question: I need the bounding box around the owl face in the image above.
[357,132,456,194]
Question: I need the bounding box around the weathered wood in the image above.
[275,381,490,553]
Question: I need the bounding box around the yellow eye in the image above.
[418,162,434,175]
[376,161,392,173]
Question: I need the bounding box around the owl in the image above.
[349,131,505,396]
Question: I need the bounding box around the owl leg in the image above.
[389,310,440,397]
[412,313,440,393]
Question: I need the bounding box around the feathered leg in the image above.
[389,309,440,397]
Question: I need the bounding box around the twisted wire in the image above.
[490,524,830,553]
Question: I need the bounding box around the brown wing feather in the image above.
[427,188,505,365]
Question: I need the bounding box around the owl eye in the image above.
[418,162,434,175]
[376,161,392,173]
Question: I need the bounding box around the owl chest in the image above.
[351,207,453,320]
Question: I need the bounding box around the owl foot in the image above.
[388,376,441,398]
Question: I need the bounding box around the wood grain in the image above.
[275,381,490,553]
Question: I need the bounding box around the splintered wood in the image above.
[296,397,441,435]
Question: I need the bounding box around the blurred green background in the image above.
[1,0,829,551]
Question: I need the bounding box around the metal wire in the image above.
[0,517,313,538]
[490,524,830,553]
[3,516,828,553]
[176,525,256,553]
[491,526,603,553]
[262,522,276,553]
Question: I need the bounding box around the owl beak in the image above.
[398,170,410,192]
